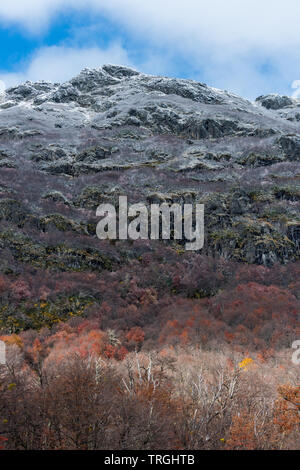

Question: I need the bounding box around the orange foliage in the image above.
[226,412,257,450]
[126,327,145,345]
[0,334,23,348]
[274,385,300,436]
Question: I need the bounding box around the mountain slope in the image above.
[0,65,300,269]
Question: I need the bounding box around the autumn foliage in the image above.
[0,251,299,450]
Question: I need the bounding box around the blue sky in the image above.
[1,1,300,100]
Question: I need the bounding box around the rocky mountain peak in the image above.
[0,66,299,267]
[255,93,296,110]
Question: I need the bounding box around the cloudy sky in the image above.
[0,1,300,99]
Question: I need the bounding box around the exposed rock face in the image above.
[255,94,294,110]
[0,65,300,268]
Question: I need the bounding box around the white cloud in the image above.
[0,43,132,89]
[292,80,300,99]
[1,1,300,97]
[0,0,299,50]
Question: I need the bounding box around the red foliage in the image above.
[0,436,8,450]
